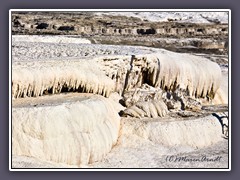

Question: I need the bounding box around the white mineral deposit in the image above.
[11,11,229,169]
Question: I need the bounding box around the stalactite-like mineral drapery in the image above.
[12,41,226,166]
[97,52,222,101]
[12,59,115,98]
[11,10,229,168]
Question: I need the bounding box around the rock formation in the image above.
[12,95,121,166]
[12,59,115,98]
[11,12,229,168]
[11,12,228,54]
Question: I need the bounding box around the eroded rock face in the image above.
[11,12,228,37]
[11,12,228,54]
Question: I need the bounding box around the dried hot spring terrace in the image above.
[11,35,229,168]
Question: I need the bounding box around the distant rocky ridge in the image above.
[11,12,228,54]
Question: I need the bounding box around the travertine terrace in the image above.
[11,12,229,169]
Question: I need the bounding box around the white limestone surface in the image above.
[12,94,121,166]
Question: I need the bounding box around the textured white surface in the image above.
[12,155,79,168]
[12,59,115,98]
[97,52,223,101]
[11,34,229,168]
[120,115,224,148]
[12,36,156,61]
[143,53,222,100]
[90,137,228,168]
[124,100,168,118]
[94,12,228,24]
[12,95,121,166]
[12,113,228,168]
[13,35,91,44]
[213,72,228,104]
[12,46,225,104]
